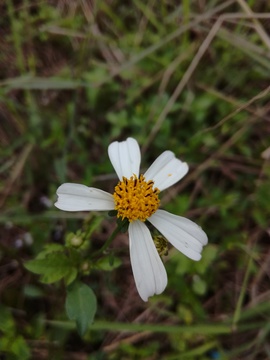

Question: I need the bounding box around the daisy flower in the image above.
[55,138,208,301]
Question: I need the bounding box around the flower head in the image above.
[55,137,208,301]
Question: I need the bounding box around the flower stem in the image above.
[91,220,127,258]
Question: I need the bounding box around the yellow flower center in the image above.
[113,174,160,222]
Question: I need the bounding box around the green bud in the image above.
[71,236,83,247]
[153,235,169,257]
[81,261,91,275]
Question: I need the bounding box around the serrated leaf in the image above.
[36,244,65,259]
[65,281,97,336]
[24,252,73,284]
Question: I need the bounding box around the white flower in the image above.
[55,137,208,301]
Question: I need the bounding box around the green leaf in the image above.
[195,245,218,275]
[36,243,65,259]
[64,267,78,286]
[4,75,82,90]
[24,252,74,284]
[65,281,97,336]
[95,256,122,271]
[0,335,30,360]
[0,305,15,334]
[10,335,30,360]
[192,276,207,295]
[23,284,44,298]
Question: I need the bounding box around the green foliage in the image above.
[0,305,30,360]
[1,0,270,358]
[94,255,122,271]
[25,248,77,285]
[65,281,97,337]
[172,244,218,276]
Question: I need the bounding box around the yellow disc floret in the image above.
[113,174,160,222]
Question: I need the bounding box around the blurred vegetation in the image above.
[1,0,270,359]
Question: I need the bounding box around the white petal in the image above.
[149,210,208,261]
[144,151,188,191]
[108,138,141,180]
[55,183,115,211]
[128,221,167,301]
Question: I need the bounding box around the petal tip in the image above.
[108,137,141,179]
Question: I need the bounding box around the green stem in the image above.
[91,220,127,258]
[6,0,25,73]
[44,319,266,335]
[232,253,253,328]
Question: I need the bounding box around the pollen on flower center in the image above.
[113,174,160,222]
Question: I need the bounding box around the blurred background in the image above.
[1,0,270,359]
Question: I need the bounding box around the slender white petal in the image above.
[149,210,208,261]
[55,183,115,211]
[108,138,141,180]
[144,151,188,191]
[128,221,167,301]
